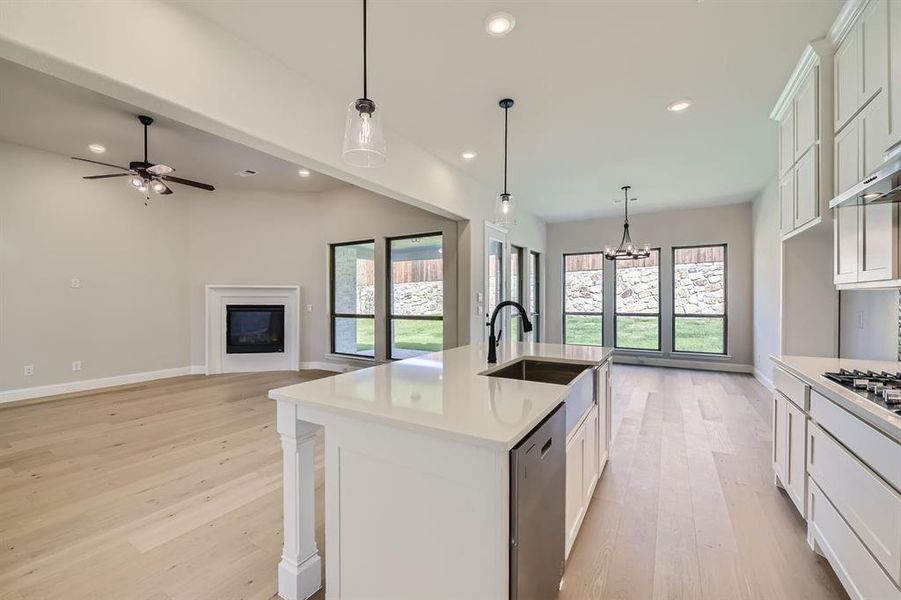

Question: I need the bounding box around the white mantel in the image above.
[204,285,300,375]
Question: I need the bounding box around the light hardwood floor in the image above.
[0,366,847,599]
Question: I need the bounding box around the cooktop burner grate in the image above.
[822,369,901,414]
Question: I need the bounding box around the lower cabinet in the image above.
[565,404,599,558]
[773,390,808,518]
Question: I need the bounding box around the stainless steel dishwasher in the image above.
[509,403,565,600]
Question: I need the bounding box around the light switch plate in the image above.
[71,278,80,288]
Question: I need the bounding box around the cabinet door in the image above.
[859,201,897,281]
[795,67,818,160]
[773,394,787,483]
[835,116,861,195]
[794,146,818,228]
[860,85,889,176]
[835,204,861,284]
[779,170,795,236]
[582,406,599,508]
[835,26,861,132]
[887,0,901,147]
[860,0,888,108]
[597,362,610,469]
[785,400,807,517]
[779,110,795,176]
[565,425,585,556]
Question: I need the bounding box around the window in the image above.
[331,240,375,357]
[563,252,603,346]
[487,238,504,317]
[614,249,660,351]
[510,245,524,341]
[530,251,540,341]
[388,233,444,359]
[673,245,726,354]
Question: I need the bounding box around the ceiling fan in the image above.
[72,115,215,203]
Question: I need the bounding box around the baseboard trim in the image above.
[753,368,775,391]
[0,365,205,404]
[300,361,346,372]
[613,354,754,374]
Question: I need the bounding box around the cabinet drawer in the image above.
[810,391,901,490]
[809,423,901,584]
[773,366,809,411]
[809,480,901,600]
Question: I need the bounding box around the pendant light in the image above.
[494,98,516,227]
[342,0,386,167]
[603,186,651,261]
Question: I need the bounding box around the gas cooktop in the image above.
[822,369,901,415]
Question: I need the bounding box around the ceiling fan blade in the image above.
[72,156,130,171]
[158,181,174,195]
[147,163,175,176]
[83,173,130,180]
[162,175,215,191]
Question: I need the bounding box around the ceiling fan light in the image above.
[343,100,387,167]
[129,176,143,188]
[151,181,166,194]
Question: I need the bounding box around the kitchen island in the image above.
[269,342,613,600]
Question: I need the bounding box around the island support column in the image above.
[276,400,321,600]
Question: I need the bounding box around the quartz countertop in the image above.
[270,342,613,450]
[772,355,901,442]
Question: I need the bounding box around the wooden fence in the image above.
[357,259,443,284]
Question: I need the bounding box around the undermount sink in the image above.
[486,358,596,436]
[486,358,591,386]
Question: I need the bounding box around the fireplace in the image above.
[226,304,285,354]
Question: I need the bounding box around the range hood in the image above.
[830,142,901,209]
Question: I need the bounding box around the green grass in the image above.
[565,314,723,353]
[348,318,443,356]
[674,317,724,354]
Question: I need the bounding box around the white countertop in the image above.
[270,342,613,450]
[772,355,901,441]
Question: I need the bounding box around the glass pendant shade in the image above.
[494,192,517,227]
[342,100,386,167]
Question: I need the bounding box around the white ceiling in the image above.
[181,0,843,221]
[0,59,348,195]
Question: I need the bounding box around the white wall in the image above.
[751,178,781,385]
[0,141,191,390]
[0,140,459,393]
[840,289,899,361]
[546,202,753,369]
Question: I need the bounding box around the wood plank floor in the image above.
[0,366,847,599]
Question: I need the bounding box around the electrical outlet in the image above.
[71,360,82,372]
[71,278,80,288]
[24,365,34,376]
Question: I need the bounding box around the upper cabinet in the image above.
[835,0,887,134]
[772,42,834,240]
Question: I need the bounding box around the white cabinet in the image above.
[835,0,888,134]
[597,360,610,470]
[780,171,795,236]
[772,367,809,518]
[834,203,860,284]
[887,0,901,147]
[773,393,788,483]
[779,110,795,176]
[794,147,819,228]
[796,69,819,160]
[581,406,599,507]
[836,26,861,132]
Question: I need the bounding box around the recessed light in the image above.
[88,143,106,154]
[485,12,515,37]
[298,168,311,178]
[460,151,477,160]
[666,99,693,113]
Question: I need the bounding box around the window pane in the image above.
[390,319,443,359]
[674,246,725,315]
[674,317,725,354]
[564,253,603,313]
[615,251,659,315]
[511,316,521,342]
[488,238,504,314]
[565,314,603,346]
[334,317,374,357]
[529,252,538,312]
[616,316,659,350]
[333,242,375,315]
[511,246,522,303]
[390,234,443,316]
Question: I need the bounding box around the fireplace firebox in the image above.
[226,304,285,354]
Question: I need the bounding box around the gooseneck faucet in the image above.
[486,300,533,364]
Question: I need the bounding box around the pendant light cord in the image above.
[503,104,509,194]
[362,0,368,100]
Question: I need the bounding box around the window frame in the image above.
[386,231,444,361]
[613,248,662,352]
[530,250,541,342]
[562,251,604,347]
[330,239,376,358]
[671,244,728,356]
